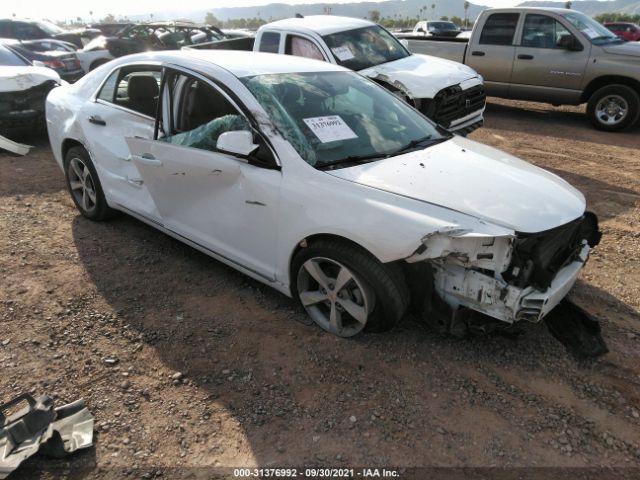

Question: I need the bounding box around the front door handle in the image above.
[471,51,485,56]
[88,115,106,126]
[518,54,534,60]
[131,153,162,167]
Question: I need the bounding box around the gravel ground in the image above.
[1,98,640,479]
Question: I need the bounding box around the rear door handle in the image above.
[518,54,534,60]
[88,115,106,126]
[471,51,485,56]
[131,153,162,167]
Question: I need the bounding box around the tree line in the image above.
[593,12,640,24]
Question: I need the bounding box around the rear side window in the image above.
[479,13,520,46]
[97,66,161,117]
[97,69,119,102]
[258,31,280,53]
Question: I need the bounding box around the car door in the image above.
[81,64,162,222]
[125,67,282,280]
[510,13,589,103]
[466,12,521,97]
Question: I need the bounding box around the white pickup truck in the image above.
[188,15,487,134]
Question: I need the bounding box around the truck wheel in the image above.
[587,85,640,132]
[291,240,409,337]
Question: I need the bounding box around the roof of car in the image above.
[112,49,346,78]
[263,15,374,36]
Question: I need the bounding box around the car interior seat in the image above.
[127,74,159,117]
[182,81,237,131]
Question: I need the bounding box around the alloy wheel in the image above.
[595,94,629,126]
[297,257,374,337]
[68,157,97,215]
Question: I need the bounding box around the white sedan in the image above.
[46,50,600,338]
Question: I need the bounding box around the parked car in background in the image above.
[402,8,640,131]
[17,38,113,72]
[83,21,228,58]
[87,23,132,37]
[46,50,601,340]
[412,20,461,37]
[0,44,61,135]
[0,18,86,48]
[188,15,486,135]
[0,39,83,82]
[604,22,640,42]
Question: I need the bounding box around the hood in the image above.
[0,66,61,93]
[602,41,640,57]
[326,136,585,234]
[359,54,480,99]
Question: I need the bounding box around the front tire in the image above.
[587,84,640,132]
[64,146,113,221]
[291,240,409,337]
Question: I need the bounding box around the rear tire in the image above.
[291,239,409,337]
[64,146,114,221]
[587,84,640,132]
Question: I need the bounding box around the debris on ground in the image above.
[0,135,32,156]
[0,393,94,479]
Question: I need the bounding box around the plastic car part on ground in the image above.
[0,394,94,479]
[0,135,31,155]
[160,114,250,150]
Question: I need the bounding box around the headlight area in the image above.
[402,214,601,337]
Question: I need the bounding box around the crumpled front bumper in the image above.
[433,242,590,324]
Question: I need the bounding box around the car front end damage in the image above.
[0,80,58,132]
[404,213,606,355]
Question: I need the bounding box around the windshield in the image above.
[241,71,445,169]
[0,45,29,66]
[322,26,410,71]
[429,22,458,30]
[37,21,65,35]
[561,12,623,45]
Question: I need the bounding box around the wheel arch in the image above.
[581,76,640,103]
[287,233,389,296]
[60,138,86,165]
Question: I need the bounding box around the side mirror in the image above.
[216,130,259,157]
[558,34,583,51]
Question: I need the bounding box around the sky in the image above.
[6,0,526,22]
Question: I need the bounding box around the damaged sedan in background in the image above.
[46,50,605,357]
[0,44,62,154]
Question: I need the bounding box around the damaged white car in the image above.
[46,51,601,345]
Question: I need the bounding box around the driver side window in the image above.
[159,71,250,153]
[521,14,573,49]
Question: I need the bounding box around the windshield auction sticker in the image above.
[303,115,358,143]
[331,45,355,61]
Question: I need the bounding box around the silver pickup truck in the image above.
[401,7,640,131]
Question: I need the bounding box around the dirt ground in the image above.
[1,98,640,479]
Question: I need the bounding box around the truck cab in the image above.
[252,16,486,134]
[405,8,640,131]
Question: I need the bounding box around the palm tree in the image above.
[463,1,470,28]
[431,3,436,19]
[565,1,572,9]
